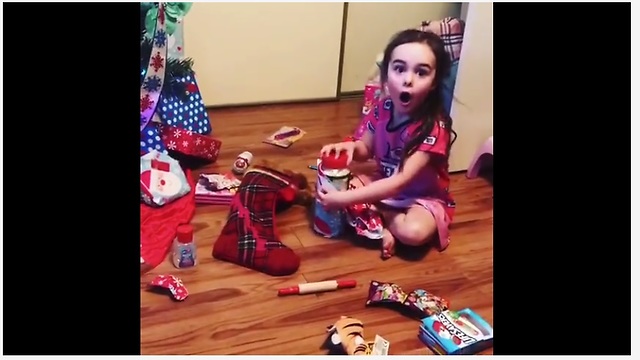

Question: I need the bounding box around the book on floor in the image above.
[418,308,493,355]
[195,172,241,205]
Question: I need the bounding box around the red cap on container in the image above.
[176,224,194,244]
[321,151,349,170]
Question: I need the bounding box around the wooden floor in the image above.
[140,99,494,355]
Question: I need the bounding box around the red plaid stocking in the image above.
[212,167,301,276]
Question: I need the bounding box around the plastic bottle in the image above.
[313,151,351,238]
[171,224,197,269]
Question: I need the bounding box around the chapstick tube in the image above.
[278,280,357,296]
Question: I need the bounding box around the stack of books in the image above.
[418,308,493,355]
[195,173,241,205]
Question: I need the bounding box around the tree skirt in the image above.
[140,168,196,274]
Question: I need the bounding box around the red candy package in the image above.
[365,281,448,319]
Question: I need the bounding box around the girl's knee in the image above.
[394,221,436,246]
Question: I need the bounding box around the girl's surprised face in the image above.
[385,42,437,115]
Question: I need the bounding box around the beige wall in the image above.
[340,2,462,93]
[448,2,493,172]
[183,3,344,107]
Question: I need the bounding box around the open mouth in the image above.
[399,91,412,105]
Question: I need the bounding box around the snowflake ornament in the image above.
[150,52,165,72]
[154,29,167,47]
[140,94,155,112]
[143,75,162,93]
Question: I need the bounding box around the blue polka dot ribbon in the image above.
[140,3,168,132]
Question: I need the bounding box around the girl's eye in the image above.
[417,69,429,77]
[393,65,405,73]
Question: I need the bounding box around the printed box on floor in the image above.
[419,308,493,355]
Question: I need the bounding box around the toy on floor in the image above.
[212,166,313,276]
[365,281,449,319]
[277,279,357,296]
[263,126,306,148]
[232,151,253,175]
[323,316,391,355]
[323,316,367,355]
[418,308,493,355]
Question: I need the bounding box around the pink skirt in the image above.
[352,174,452,251]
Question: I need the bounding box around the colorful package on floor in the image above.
[140,150,191,207]
[365,281,449,319]
[195,172,241,205]
[419,308,493,355]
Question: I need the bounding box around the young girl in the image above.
[318,29,457,258]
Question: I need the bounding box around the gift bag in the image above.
[141,122,167,155]
[157,73,212,135]
[140,150,191,207]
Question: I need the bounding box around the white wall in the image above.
[183,3,344,107]
[340,2,462,93]
[448,2,493,172]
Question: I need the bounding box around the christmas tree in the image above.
[140,3,221,274]
[140,2,194,103]
[140,2,218,158]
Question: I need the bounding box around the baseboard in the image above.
[339,91,365,99]
[204,93,364,111]
[204,97,339,111]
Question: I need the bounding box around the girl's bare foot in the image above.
[381,228,396,259]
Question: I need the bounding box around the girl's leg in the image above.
[381,205,438,247]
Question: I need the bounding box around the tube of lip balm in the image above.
[277,280,357,296]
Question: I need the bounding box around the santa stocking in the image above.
[213,166,301,276]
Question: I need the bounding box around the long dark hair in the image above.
[380,29,457,169]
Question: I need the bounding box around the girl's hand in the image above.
[319,141,356,165]
[316,187,350,210]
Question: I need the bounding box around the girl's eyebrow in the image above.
[391,59,432,69]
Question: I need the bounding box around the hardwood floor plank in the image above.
[141,99,493,355]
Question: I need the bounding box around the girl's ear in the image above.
[381,82,390,97]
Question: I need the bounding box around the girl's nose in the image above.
[403,73,413,87]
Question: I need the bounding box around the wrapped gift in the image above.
[140,150,192,207]
[354,82,383,140]
[141,122,167,155]
[159,124,222,163]
[157,73,212,135]
[362,82,382,117]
